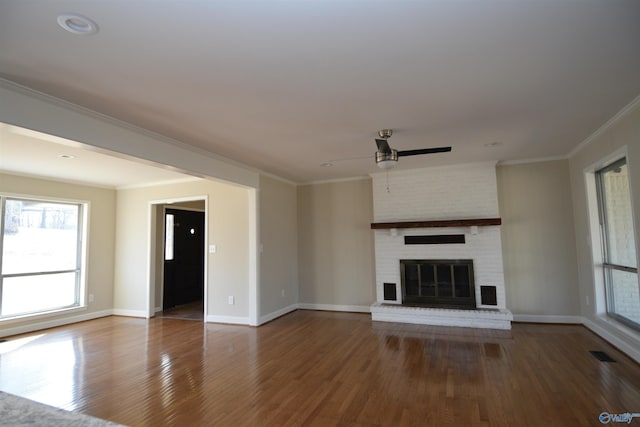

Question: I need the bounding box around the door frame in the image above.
[147,195,208,319]
[161,204,205,311]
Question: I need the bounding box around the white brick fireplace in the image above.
[370,162,513,329]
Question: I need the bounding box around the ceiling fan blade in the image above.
[397,146,452,157]
[375,138,392,154]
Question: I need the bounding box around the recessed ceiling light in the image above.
[321,162,333,167]
[57,13,99,35]
[59,154,75,159]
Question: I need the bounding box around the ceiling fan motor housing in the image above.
[376,149,398,169]
[378,129,393,139]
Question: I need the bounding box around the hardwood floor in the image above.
[158,300,204,321]
[1,311,640,426]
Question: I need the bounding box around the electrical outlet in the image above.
[209,245,217,253]
[88,294,94,302]
[281,289,285,297]
[228,296,234,305]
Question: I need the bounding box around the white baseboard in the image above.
[112,309,148,318]
[258,304,298,325]
[0,309,113,338]
[206,315,250,325]
[582,317,640,364]
[513,314,583,324]
[298,303,371,313]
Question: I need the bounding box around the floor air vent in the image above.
[590,350,616,362]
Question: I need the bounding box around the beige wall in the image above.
[569,99,640,360]
[114,179,251,321]
[259,175,298,319]
[0,173,116,334]
[497,160,580,317]
[297,178,375,308]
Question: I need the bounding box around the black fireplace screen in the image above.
[400,259,476,309]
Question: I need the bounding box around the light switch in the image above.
[228,296,234,305]
[209,244,216,253]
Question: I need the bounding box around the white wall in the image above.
[114,179,252,323]
[371,163,506,310]
[497,160,580,321]
[569,96,640,362]
[0,173,116,336]
[372,162,500,221]
[258,175,298,322]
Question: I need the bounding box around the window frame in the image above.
[595,157,640,330]
[0,194,89,321]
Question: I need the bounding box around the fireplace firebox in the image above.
[400,259,476,309]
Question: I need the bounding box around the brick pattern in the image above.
[372,163,506,310]
[373,162,500,222]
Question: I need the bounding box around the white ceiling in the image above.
[1,0,639,183]
[0,124,198,188]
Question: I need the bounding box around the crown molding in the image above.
[299,175,371,186]
[497,155,568,166]
[568,92,640,159]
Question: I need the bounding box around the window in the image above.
[164,213,174,261]
[0,197,86,319]
[595,158,639,329]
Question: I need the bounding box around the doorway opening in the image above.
[151,198,207,321]
[161,206,205,320]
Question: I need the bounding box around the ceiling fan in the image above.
[374,129,451,169]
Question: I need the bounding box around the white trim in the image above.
[0,191,91,206]
[155,306,162,314]
[583,145,629,173]
[582,317,640,364]
[161,205,205,213]
[147,196,208,320]
[512,314,583,324]
[298,303,371,313]
[206,315,250,325]
[258,304,298,325]
[0,309,113,338]
[112,309,147,318]
[299,175,371,186]
[203,197,210,322]
[259,171,298,187]
[248,188,259,326]
[568,93,640,159]
[0,170,116,190]
[117,177,203,190]
[498,156,568,166]
[0,193,91,323]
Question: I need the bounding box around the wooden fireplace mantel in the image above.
[370,218,502,229]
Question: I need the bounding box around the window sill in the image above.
[595,313,640,341]
[0,305,87,325]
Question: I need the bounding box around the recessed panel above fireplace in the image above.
[400,259,476,309]
[404,234,466,245]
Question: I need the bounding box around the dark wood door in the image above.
[163,209,204,310]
